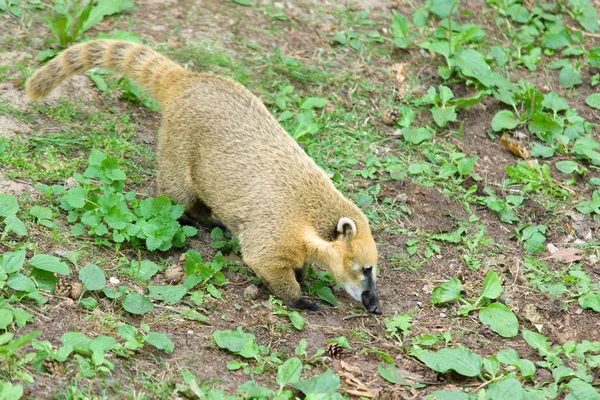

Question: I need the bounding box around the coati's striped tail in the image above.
[26,40,188,105]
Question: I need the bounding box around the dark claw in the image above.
[289,299,320,312]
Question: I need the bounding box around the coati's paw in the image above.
[289,299,320,312]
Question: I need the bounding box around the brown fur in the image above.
[26,40,380,311]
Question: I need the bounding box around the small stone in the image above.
[439,312,447,318]
[415,301,423,308]
[381,108,401,126]
[70,281,83,300]
[64,177,79,189]
[394,193,408,204]
[546,243,559,254]
[244,284,259,300]
[575,307,584,315]
[109,277,120,285]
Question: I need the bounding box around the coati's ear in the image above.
[337,217,357,239]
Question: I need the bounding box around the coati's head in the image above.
[325,216,381,314]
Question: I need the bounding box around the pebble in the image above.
[244,284,259,300]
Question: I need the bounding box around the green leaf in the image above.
[277,357,302,387]
[2,250,26,274]
[232,0,252,5]
[555,160,579,174]
[0,309,13,330]
[479,303,519,337]
[64,187,86,208]
[542,92,569,114]
[214,328,260,360]
[79,297,98,310]
[429,0,458,17]
[451,49,495,87]
[487,378,526,400]
[129,260,160,281]
[531,143,555,158]
[29,254,71,275]
[585,93,600,110]
[81,0,134,32]
[579,292,600,312]
[30,206,52,221]
[61,332,91,352]
[430,278,462,305]
[0,194,18,217]
[145,332,174,354]
[378,364,425,388]
[559,65,582,88]
[496,349,536,379]
[523,330,550,357]
[417,348,482,377]
[528,112,562,144]
[237,381,272,398]
[457,156,477,176]
[7,274,37,292]
[299,97,327,110]
[289,311,305,331]
[491,110,519,131]
[122,294,154,315]
[431,106,457,127]
[79,264,106,291]
[294,369,340,395]
[148,285,187,305]
[90,335,116,365]
[481,271,502,299]
[3,216,27,236]
[429,391,469,400]
[403,127,432,145]
[316,286,338,306]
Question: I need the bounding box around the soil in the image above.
[1,0,600,398]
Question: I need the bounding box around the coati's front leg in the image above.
[253,265,319,312]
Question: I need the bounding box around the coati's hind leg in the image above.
[179,199,229,233]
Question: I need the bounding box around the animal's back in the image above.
[158,73,353,236]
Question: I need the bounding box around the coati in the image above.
[26,40,381,314]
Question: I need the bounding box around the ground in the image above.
[0,0,600,399]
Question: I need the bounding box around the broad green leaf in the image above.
[542,92,569,114]
[487,378,526,400]
[7,274,36,292]
[496,349,536,379]
[0,194,18,217]
[0,309,13,330]
[430,391,469,400]
[61,332,92,353]
[531,143,555,158]
[528,112,562,144]
[491,110,519,131]
[90,335,116,365]
[148,285,187,305]
[81,0,134,32]
[523,330,550,357]
[451,49,495,87]
[79,297,98,310]
[418,348,482,377]
[64,187,87,209]
[129,260,160,281]
[559,65,582,88]
[378,363,425,388]
[403,127,432,145]
[79,264,105,291]
[316,286,339,306]
[237,381,272,398]
[122,294,154,314]
[30,206,52,221]
[481,271,502,299]
[213,328,260,360]
[586,93,600,110]
[299,97,327,110]
[457,156,477,176]
[479,303,519,337]
[145,332,174,354]
[289,311,305,331]
[294,369,340,395]
[430,278,462,304]
[3,216,27,236]
[431,106,457,127]
[579,292,600,312]
[555,160,579,174]
[276,357,302,387]
[29,254,71,275]
[2,250,26,274]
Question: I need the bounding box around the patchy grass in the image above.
[1,0,600,399]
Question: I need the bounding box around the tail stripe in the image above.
[26,39,188,105]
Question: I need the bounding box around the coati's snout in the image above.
[360,266,381,314]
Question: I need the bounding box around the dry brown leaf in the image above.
[550,248,584,263]
[390,63,407,85]
[340,361,362,375]
[339,371,377,398]
[522,303,544,325]
[500,134,530,159]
